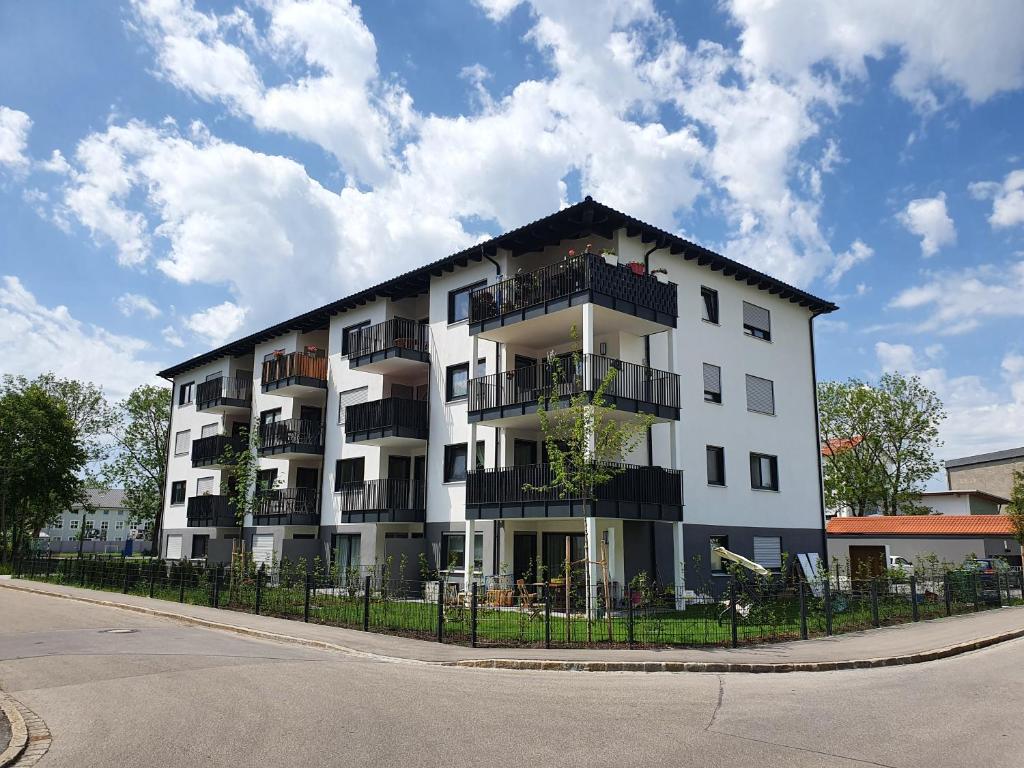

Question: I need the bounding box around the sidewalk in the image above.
[3,577,1023,672]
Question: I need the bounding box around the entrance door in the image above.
[849,546,886,579]
[332,533,361,581]
[513,532,538,582]
[388,455,412,509]
[299,405,322,423]
[513,355,536,404]
[295,467,319,488]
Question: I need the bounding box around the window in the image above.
[706,446,725,486]
[100,520,108,532]
[444,443,468,482]
[701,287,719,324]
[342,319,370,356]
[448,280,487,324]
[115,521,124,530]
[338,386,368,425]
[70,519,79,530]
[191,535,210,559]
[170,481,186,505]
[178,381,194,406]
[753,536,782,570]
[196,476,215,496]
[745,374,775,415]
[334,458,365,491]
[750,453,779,491]
[173,430,190,456]
[205,371,223,382]
[53,519,63,528]
[703,363,722,404]
[742,301,771,341]
[710,536,729,573]
[475,440,485,470]
[441,531,484,571]
[446,362,469,401]
[200,423,219,438]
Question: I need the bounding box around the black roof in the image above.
[945,446,1024,469]
[158,197,838,378]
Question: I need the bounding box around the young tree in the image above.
[1007,469,1024,566]
[103,385,171,531]
[818,374,945,516]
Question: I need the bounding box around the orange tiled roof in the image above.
[827,515,1016,536]
[821,436,864,457]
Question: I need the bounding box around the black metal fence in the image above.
[347,318,429,359]
[12,555,1024,650]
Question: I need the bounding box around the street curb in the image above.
[3,580,1023,674]
[450,625,1024,673]
[0,694,28,768]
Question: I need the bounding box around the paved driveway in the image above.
[0,588,1018,767]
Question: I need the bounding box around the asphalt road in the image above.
[0,588,1018,767]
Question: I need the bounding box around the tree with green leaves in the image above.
[103,384,171,532]
[0,383,88,562]
[1006,469,1024,565]
[818,373,945,516]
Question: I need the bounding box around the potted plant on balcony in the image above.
[625,261,645,276]
[649,266,668,282]
[600,247,617,266]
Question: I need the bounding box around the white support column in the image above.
[464,518,476,596]
[606,526,617,587]
[673,521,686,610]
[466,331,480,597]
[585,516,600,616]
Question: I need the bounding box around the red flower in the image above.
[568,248,576,257]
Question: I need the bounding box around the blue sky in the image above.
[1,0,1023,470]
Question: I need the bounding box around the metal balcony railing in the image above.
[345,397,428,440]
[191,434,247,466]
[255,487,321,526]
[186,495,238,527]
[261,351,327,389]
[347,318,429,360]
[258,418,325,455]
[196,376,252,410]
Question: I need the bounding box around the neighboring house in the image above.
[38,489,151,554]
[827,515,1022,572]
[157,197,837,590]
[945,446,1024,511]
[917,490,1008,516]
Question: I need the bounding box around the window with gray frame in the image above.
[749,452,779,491]
[701,286,719,324]
[706,446,725,486]
[742,301,771,341]
[745,374,775,415]
[703,363,722,403]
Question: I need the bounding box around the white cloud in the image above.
[161,325,185,348]
[827,239,873,286]
[184,301,248,345]
[116,292,162,319]
[875,341,1024,468]
[0,275,161,400]
[969,169,1024,229]
[727,0,1024,110]
[888,260,1024,334]
[898,192,956,257]
[0,106,32,174]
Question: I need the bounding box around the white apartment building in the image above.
[157,198,837,589]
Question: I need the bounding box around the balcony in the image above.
[468,253,677,345]
[347,318,429,374]
[336,479,426,524]
[191,434,247,469]
[345,397,428,446]
[258,418,325,460]
[196,376,252,413]
[466,463,683,521]
[254,487,321,526]
[261,351,328,396]
[186,495,238,528]
[467,354,679,427]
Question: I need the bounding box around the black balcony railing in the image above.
[468,353,679,421]
[258,418,325,456]
[191,434,247,467]
[468,253,677,331]
[261,351,328,391]
[347,318,430,366]
[196,376,252,410]
[255,487,321,526]
[345,397,429,442]
[186,495,238,528]
[336,479,426,523]
[466,462,683,521]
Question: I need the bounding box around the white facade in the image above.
[158,199,833,587]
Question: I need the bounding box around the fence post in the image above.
[823,578,833,636]
[1002,572,1010,606]
[149,559,156,598]
[627,587,635,648]
[362,575,371,632]
[943,572,952,616]
[178,564,186,603]
[973,572,980,612]
[1019,568,1024,602]
[122,561,130,594]
[255,565,264,615]
[870,579,880,627]
[910,575,919,621]
[470,583,478,648]
[544,583,551,650]
[303,572,312,623]
[436,579,445,644]
[798,580,808,640]
[729,578,738,649]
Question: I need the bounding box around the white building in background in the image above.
[157,198,837,588]
[39,489,150,553]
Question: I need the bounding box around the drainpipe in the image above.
[808,311,829,564]
[481,245,501,278]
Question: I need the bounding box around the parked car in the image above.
[950,558,1001,605]
[888,555,914,576]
